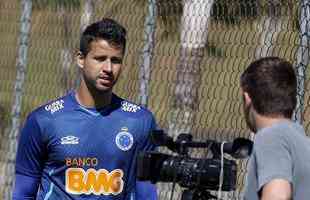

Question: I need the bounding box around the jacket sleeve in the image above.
[13,113,46,199]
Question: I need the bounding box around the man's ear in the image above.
[243,92,252,106]
[76,51,85,69]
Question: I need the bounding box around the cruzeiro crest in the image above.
[115,127,134,151]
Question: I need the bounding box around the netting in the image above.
[0,0,309,199]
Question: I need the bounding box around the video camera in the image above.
[137,130,253,200]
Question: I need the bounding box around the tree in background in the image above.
[169,0,213,138]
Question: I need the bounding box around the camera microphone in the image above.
[150,130,253,158]
[208,138,253,159]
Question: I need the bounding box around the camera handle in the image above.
[181,189,218,200]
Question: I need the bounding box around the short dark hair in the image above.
[80,18,127,56]
[240,57,297,118]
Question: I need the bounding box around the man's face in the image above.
[78,39,124,93]
[242,93,257,133]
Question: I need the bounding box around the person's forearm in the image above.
[260,179,292,200]
[261,195,291,200]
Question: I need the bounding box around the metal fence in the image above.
[0,0,309,199]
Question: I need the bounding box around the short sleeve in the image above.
[254,131,293,192]
[15,113,46,177]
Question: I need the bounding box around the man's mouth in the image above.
[98,76,113,85]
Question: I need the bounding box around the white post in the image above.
[3,0,32,199]
[138,0,157,106]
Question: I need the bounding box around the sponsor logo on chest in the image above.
[65,168,124,195]
[65,157,124,195]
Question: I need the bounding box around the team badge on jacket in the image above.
[115,127,134,151]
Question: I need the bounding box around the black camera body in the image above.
[137,130,253,200]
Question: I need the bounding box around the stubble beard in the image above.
[83,75,114,96]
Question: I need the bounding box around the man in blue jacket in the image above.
[13,18,157,200]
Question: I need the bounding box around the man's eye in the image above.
[95,56,107,62]
[111,58,123,64]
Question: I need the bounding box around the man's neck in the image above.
[255,114,291,131]
[75,81,112,109]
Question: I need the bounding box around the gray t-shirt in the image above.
[243,120,310,200]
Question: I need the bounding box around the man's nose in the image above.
[103,59,112,72]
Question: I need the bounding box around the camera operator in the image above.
[241,57,310,200]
